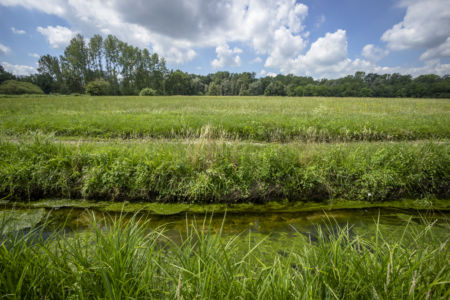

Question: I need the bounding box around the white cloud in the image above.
[1,0,449,77]
[11,27,26,34]
[0,43,11,56]
[362,44,389,62]
[251,57,262,64]
[302,30,348,66]
[0,0,66,15]
[37,25,75,48]
[1,61,36,75]
[211,43,241,68]
[264,26,307,69]
[420,37,450,61]
[28,53,40,58]
[277,30,384,78]
[381,0,450,52]
[0,0,310,66]
[259,70,277,77]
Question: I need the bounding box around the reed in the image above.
[0,136,448,203]
[0,213,448,299]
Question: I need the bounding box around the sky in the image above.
[0,0,450,78]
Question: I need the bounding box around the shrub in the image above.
[0,80,44,95]
[86,79,110,96]
[139,88,157,96]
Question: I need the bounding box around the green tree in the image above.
[264,81,286,96]
[85,79,110,95]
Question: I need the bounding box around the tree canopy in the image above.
[1,33,449,98]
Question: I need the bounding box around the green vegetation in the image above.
[0,96,448,141]
[4,198,449,215]
[0,136,448,203]
[139,87,157,96]
[0,95,448,203]
[85,79,111,95]
[2,34,450,97]
[0,213,448,299]
[0,80,44,95]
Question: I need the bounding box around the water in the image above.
[2,206,449,244]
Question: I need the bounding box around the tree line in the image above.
[1,33,450,98]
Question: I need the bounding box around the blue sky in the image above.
[1,0,449,78]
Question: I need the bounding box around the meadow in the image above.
[1,95,449,298]
[0,95,449,141]
[0,95,449,204]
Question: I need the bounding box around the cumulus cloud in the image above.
[11,27,26,34]
[1,61,36,75]
[1,0,449,77]
[264,26,307,69]
[283,29,351,77]
[0,0,310,66]
[0,0,66,16]
[28,53,40,58]
[0,43,11,56]
[381,0,450,52]
[37,25,75,48]
[362,44,388,62]
[211,43,242,68]
[420,37,450,61]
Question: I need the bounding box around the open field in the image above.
[1,96,449,141]
[0,95,449,203]
[1,95,449,299]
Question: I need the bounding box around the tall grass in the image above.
[0,96,448,142]
[0,213,448,299]
[0,136,448,203]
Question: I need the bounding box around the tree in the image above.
[61,34,89,93]
[88,34,104,79]
[264,81,286,96]
[86,79,110,95]
[0,65,15,84]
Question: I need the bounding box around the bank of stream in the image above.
[2,199,449,242]
[1,199,449,299]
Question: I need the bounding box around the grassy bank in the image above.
[1,96,449,142]
[1,214,448,299]
[1,136,448,203]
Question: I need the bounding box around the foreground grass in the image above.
[1,96,449,142]
[0,214,448,299]
[0,136,448,203]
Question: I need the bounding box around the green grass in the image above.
[0,95,448,203]
[0,95,449,141]
[0,213,448,299]
[1,136,448,203]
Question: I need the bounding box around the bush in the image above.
[0,80,44,95]
[86,79,110,96]
[139,88,157,96]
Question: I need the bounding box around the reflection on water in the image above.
[2,206,448,245]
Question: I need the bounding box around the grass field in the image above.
[1,96,449,141]
[0,95,449,203]
[1,95,449,298]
